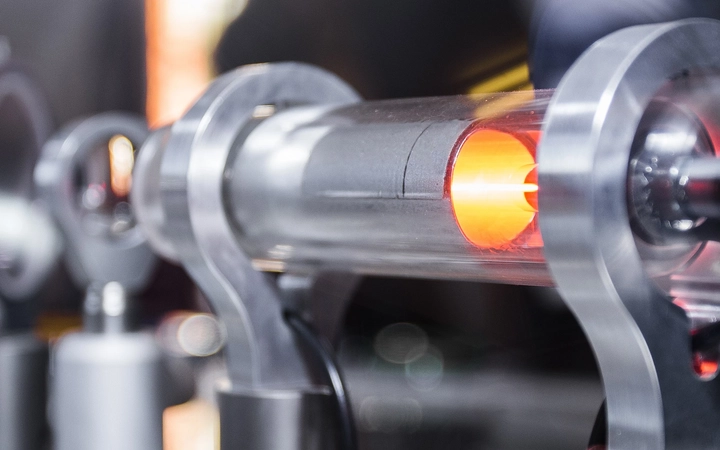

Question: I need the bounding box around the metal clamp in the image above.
[130,62,360,450]
[539,18,720,449]
[37,113,172,450]
[35,112,154,292]
[153,62,360,388]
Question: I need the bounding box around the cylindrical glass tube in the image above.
[227,91,552,285]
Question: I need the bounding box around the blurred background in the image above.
[2,0,720,448]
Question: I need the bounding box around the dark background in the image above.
[1,0,718,122]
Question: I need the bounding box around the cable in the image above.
[284,311,358,450]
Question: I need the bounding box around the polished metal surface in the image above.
[131,126,179,263]
[153,62,360,388]
[0,63,56,301]
[35,112,155,292]
[0,194,59,301]
[83,281,134,333]
[52,326,164,450]
[627,98,714,246]
[218,386,336,450]
[539,18,720,449]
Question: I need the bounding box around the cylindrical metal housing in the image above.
[51,331,164,450]
[227,91,550,285]
[218,386,337,450]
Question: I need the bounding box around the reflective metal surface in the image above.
[218,386,336,450]
[52,325,164,450]
[0,62,56,301]
[153,62,360,388]
[539,18,720,449]
[131,126,178,263]
[0,62,54,450]
[0,195,59,301]
[35,112,154,292]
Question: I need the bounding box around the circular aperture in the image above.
[450,128,539,249]
[627,74,720,285]
[73,134,138,239]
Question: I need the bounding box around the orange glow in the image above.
[145,0,217,127]
[450,129,539,249]
[34,312,82,341]
[164,399,219,450]
[108,135,135,197]
[693,352,719,379]
[700,360,719,376]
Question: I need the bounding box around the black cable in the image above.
[284,311,358,450]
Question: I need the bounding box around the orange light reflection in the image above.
[108,135,134,197]
[450,129,539,249]
[145,0,218,127]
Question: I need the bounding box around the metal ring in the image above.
[0,63,52,197]
[131,126,179,263]
[161,62,360,387]
[35,112,154,292]
[0,63,54,300]
[539,19,720,449]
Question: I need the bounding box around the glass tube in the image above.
[226,91,552,285]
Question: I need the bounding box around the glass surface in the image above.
[450,116,541,250]
[228,91,552,285]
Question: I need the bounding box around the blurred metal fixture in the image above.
[0,58,57,301]
[52,282,165,450]
[140,63,361,449]
[35,112,154,291]
[36,114,168,450]
[0,195,59,301]
[0,58,54,450]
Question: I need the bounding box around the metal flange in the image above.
[0,62,56,301]
[156,62,360,387]
[35,113,154,291]
[539,18,720,449]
